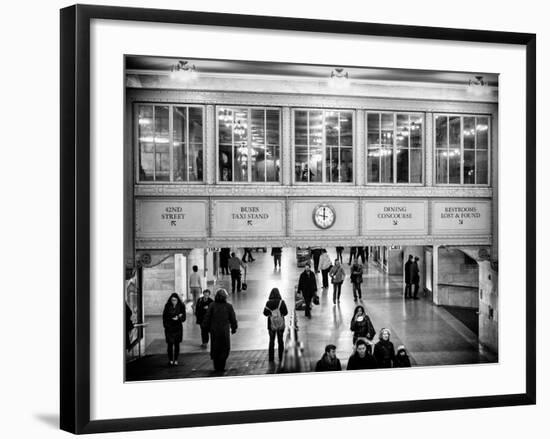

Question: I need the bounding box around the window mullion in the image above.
[322,111,326,183]
[231,110,235,182]
[460,116,464,185]
[446,116,450,184]
[264,110,267,183]
[152,106,156,181]
[247,108,252,183]
[307,111,310,183]
[393,113,397,184]
[186,107,190,182]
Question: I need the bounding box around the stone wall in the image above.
[478,260,498,354]
[436,247,479,308]
[143,256,175,316]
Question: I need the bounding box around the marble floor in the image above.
[129,248,496,381]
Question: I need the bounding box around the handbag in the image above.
[313,294,320,305]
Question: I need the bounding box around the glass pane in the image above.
[381,114,394,148]
[464,117,475,149]
[266,144,280,182]
[219,144,232,181]
[173,107,187,182]
[325,111,339,146]
[463,150,475,184]
[435,115,448,148]
[294,111,308,145]
[295,145,309,182]
[326,146,338,182]
[309,146,323,182]
[367,153,380,183]
[250,109,266,182]
[341,147,353,182]
[309,111,323,149]
[251,143,266,182]
[218,107,233,144]
[189,145,202,182]
[410,149,422,183]
[436,149,448,184]
[449,116,461,151]
[367,131,380,147]
[476,117,489,149]
[154,106,170,181]
[251,109,266,146]
[396,114,409,149]
[476,150,488,184]
[189,107,203,143]
[367,113,380,138]
[234,142,248,182]
[233,109,248,144]
[380,148,393,183]
[449,148,461,184]
[340,112,353,146]
[266,110,280,145]
[410,115,422,149]
[138,105,154,181]
[396,148,409,183]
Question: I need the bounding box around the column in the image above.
[425,112,434,186]
[432,244,439,304]
[355,109,365,186]
[205,105,216,185]
[282,106,292,186]
[491,108,498,261]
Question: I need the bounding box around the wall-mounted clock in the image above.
[312,204,336,229]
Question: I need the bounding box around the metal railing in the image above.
[280,310,308,373]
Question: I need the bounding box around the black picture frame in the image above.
[60,4,536,434]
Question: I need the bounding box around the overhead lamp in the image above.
[329,68,350,89]
[170,60,198,81]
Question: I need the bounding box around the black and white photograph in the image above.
[124,56,500,381]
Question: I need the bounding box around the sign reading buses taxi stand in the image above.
[211,199,285,236]
[135,199,208,238]
[432,200,491,235]
[362,200,428,235]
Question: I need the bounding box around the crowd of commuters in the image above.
[160,247,417,373]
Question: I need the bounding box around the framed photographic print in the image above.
[60,4,536,434]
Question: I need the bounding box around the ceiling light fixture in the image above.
[468,75,489,96]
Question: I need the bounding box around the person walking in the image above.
[319,249,332,289]
[219,248,231,275]
[242,247,255,263]
[350,305,376,347]
[404,254,414,299]
[202,289,238,372]
[189,265,202,311]
[394,345,412,367]
[262,288,288,362]
[162,293,186,366]
[271,247,282,270]
[311,246,322,273]
[373,328,395,368]
[314,344,342,372]
[335,246,344,263]
[228,252,246,294]
[350,258,364,301]
[298,263,318,318]
[329,259,346,304]
[347,246,357,265]
[412,256,420,300]
[195,289,213,348]
[356,246,366,264]
[346,339,377,370]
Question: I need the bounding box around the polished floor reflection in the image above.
[127,248,496,381]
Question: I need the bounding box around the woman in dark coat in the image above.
[350,305,376,348]
[202,288,238,372]
[394,345,412,367]
[162,293,186,366]
[263,287,289,362]
[373,328,395,368]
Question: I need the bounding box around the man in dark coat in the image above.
[347,339,377,370]
[298,263,317,318]
[202,289,238,372]
[348,246,357,265]
[195,289,214,348]
[412,256,420,300]
[404,254,414,299]
[219,248,231,275]
[356,246,366,264]
[315,344,342,372]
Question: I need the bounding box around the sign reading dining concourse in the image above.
[211,199,285,236]
[432,200,491,234]
[135,199,208,238]
[362,200,428,234]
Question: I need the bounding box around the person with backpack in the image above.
[262,288,289,362]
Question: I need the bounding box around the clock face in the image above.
[313,204,336,229]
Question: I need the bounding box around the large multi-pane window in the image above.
[294,109,353,183]
[218,107,280,182]
[366,112,423,184]
[137,104,204,182]
[435,114,489,185]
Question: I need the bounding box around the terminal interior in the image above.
[126,246,497,380]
